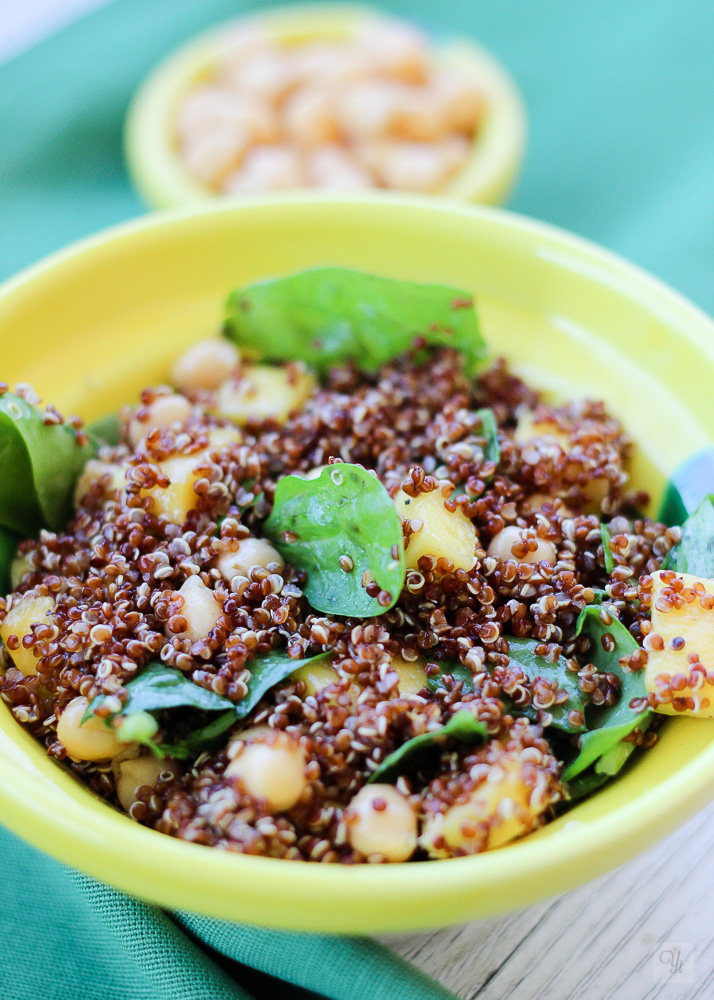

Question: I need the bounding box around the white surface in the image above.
[0,0,108,61]
[2,3,713,998]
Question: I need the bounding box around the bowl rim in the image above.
[1,192,714,932]
[123,2,527,211]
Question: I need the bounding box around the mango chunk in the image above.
[644,570,714,718]
[74,459,127,507]
[389,654,428,696]
[291,660,339,696]
[420,754,543,857]
[142,453,209,524]
[0,592,54,676]
[215,364,315,426]
[394,488,476,572]
[513,412,570,449]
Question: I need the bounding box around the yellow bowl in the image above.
[124,4,526,210]
[1,194,714,933]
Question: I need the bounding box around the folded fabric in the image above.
[0,826,454,1000]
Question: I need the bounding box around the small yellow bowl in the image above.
[1,194,714,933]
[125,4,527,209]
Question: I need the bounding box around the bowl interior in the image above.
[1,194,714,932]
[124,3,526,210]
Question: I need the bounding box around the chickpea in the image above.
[347,784,417,862]
[225,732,307,811]
[355,21,430,84]
[215,537,284,583]
[362,138,470,193]
[337,82,405,141]
[173,576,222,642]
[306,147,373,190]
[221,49,297,104]
[521,493,572,517]
[176,86,278,145]
[129,393,192,447]
[487,525,557,565]
[114,753,180,814]
[222,146,305,195]
[284,88,341,145]
[171,339,241,393]
[431,70,485,134]
[57,697,129,762]
[181,129,249,187]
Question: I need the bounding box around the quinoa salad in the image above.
[1,267,712,865]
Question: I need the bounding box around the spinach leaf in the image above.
[658,448,714,526]
[662,494,714,577]
[427,639,586,735]
[426,661,475,695]
[84,661,234,723]
[368,710,488,783]
[264,464,405,617]
[0,392,98,535]
[562,606,652,781]
[85,652,332,760]
[224,267,485,376]
[600,523,615,574]
[506,638,587,734]
[0,528,19,595]
[475,408,500,468]
[87,413,121,447]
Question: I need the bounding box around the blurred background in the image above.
[0,0,713,312]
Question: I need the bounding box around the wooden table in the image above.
[381,801,714,998]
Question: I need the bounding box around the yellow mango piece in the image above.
[390,654,428,696]
[142,452,209,524]
[0,592,54,676]
[420,756,541,857]
[206,425,242,450]
[644,570,714,718]
[394,488,476,572]
[215,364,315,426]
[291,660,339,696]
[513,412,570,449]
[74,459,127,507]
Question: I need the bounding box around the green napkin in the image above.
[0,0,713,996]
[0,826,455,1000]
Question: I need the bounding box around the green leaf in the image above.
[601,523,615,574]
[506,638,587,734]
[474,408,500,468]
[86,652,333,760]
[264,464,406,617]
[563,606,652,781]
[87,412,121,447]
[427,639,586,735]
[84,661,234,723]
[664,494,714,577]
[0,527,19,595]
[224,267,485,376]
[367,710,488,784]
[426,661,475,696]
[0,392,98,535]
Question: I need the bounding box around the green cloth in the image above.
[0,827,455,1000]
[0,0,713,997]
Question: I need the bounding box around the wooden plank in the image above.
[380,801,714,999]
